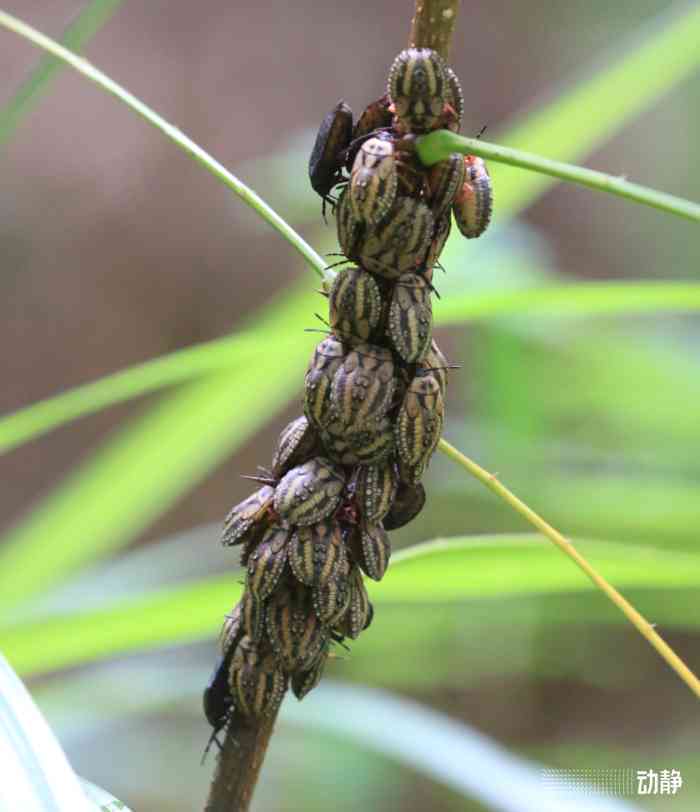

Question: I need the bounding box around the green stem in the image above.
[439,438,700,700]
[416,130,700,222]
[0,10,327,280]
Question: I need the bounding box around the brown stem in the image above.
[409,0,461,60]
[204,707,281,812]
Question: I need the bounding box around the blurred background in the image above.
[0,1,699,810]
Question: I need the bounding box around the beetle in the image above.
[453,155,493,239]
[308,100,353,217]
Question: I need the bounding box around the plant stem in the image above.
[438,438,700,699]
[204,708,280,812]
[416,130,700,223]
[409,0,461,60]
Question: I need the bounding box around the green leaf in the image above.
[0,279,316,614]
[4,535,700,676]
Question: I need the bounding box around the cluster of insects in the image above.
[204,47,492,751]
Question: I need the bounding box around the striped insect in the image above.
[349,135,398,225]
[328,266,383,346]
[395,371,445,484]
[387,48,453,133]
[352,459,398,525]
[271,415,320,479]
[221,485,275,551]
[267,584,328,672]
[320,416,394,467]
[291,643,330,700]
[354,196,434,279]
[313,548,352,625]
[360,523,391,581]
[336,566,373,639]
[453,155,493,239]
[288,518,347,588]
[309,100,353,217]
[229,637,288,718]
[352,94,393,141]
[427,152,465,219]
[331,343,396,432]
[304,336,346,430]
[246,524,290,601]
[387,273,434,364]
[274,457,346,527]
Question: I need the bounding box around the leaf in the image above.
[4,535,700,676]
[0,279,317,614]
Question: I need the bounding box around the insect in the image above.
[221,485,275,549]
[382,479,427,530]
[229,636,288,718]
[427,152,465,218]
[267,583,329,671]
[304,336,346,430]
[387,48,458,134]
[273,457,346,526]
[395,371,445,484]
[289,519,347,588]
[352,94,393,141]
[349,136,398,225]
[271,415,320,478]
[308,100,353,217]
[331,343,396,432]
[352,459,398,525]
[453,155,493,239]
[246,524,290,600]
[328,266,383,346]
[202,654,235,762]
[387,273,433,364]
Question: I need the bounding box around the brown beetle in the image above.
[309,100,353,215]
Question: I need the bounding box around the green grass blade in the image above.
[0,281,316,614]
[4,535,700,676]
[489,1,700,218]
[3,280,699,454]
[0,0,123,148]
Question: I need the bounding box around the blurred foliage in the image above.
[0,2,699,811]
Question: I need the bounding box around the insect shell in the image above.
[352,94,393,141]
[336,566,373,640]
[221,484,275,548]
[335,186,363,260]
[331,343,396,433]
[395,371,445,484]
[229,636,288,718]
[453,155,493,239]
[320,416,394,467]
[355,196,434,280]
[271,415,320,479]
[428,153,465,219]
[383,479,427,530]
[328,267,383,346]
[246,524,291,601]
[312,548,352,625]
[288,518,347,588]
[266,583,328,672]
[444,66,464,132]
[304,336,346,430]
[425,213,451,271]
[387,273,433,364]
[291,643,329,700]
[349,136,398,226]
[351,458,398,525]
[274,456,346,527]
[308,100,353,210]
[387,48,449,134]
[360,523,391,581]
